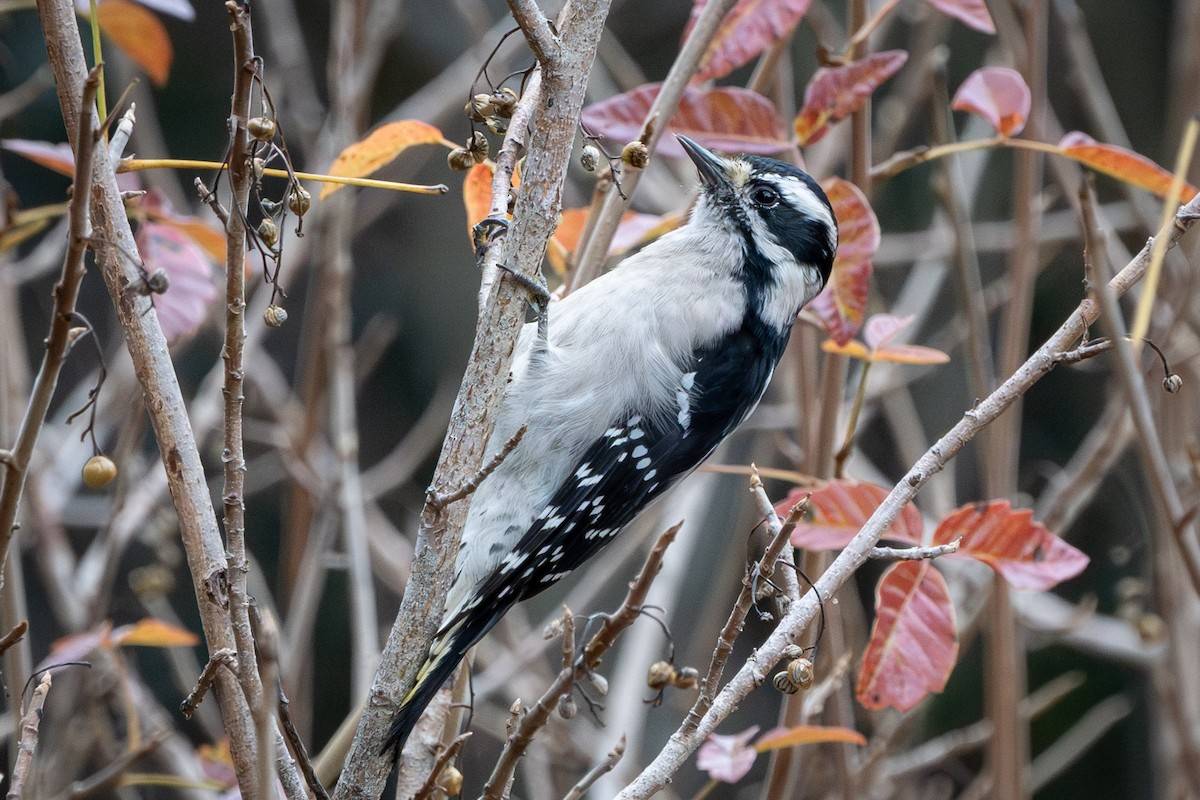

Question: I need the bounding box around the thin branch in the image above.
[868,540,960,560]
[613,175,1200,800]
[180,647,238,719]
[277,682,331,800]
[508,0,561,64]
[7,673,51,800]
[0,619,28,656]
[563,736,626,800]
[63,730,170,800]
[427,424,527,508]
[412,733,471,800]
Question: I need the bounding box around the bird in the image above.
[383,135,838,756]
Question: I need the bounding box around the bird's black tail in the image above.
[381,604,506,758]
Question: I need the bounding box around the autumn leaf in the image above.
[807,177,877,345]
[548,209,670,274]
[321,120,445,199]
[793,51,908,146]
[96,0,173,87]
[932,501,1089,591]
[1059,131,1198,203]
[754,725,867,751]
[112,618,200,647]
[822,313,950,364]
[923,0,995,34]
[136,221,220,343]
[857,561,958,712]
[785,480,922,550]
[581,84,792,158]
[951,67,1030,137]
[697,726,760,782]
[139,188,228,265]
[2,139,77,177]
[684,0,814,82]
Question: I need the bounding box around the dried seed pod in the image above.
[263,305,288,328]
[580,144,600,172]
[486,116,509,135]
[436,764,463,797]
[258,217,279,247]
[467,93,495,122]
[448,147,475,172]
[787,657,814,690]
[288,186,312,217]
[621,141,649,169]
[670,666,699,690]
[247,116,276,142]
[1163,373,1183,393]
[492,87,518,118]
[82,454,118,489]
[252,157,266,181]
[646,660,674,690]
[773,670,800,694]
[587,671,608,696]
[467,131,490,164]
[145,268,170,294]
[557,693,578,719]
[782,644,803,660]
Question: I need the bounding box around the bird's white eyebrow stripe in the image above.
[761,173,836,236]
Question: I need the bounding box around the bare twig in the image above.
[63,730,170,800]
[252,609,281,800]
[0,619,28,656]
[563,736,626,800]
[180,647,238,718]
[868,540,960,561]
[412,733,471,800]
[277,683,331,800]
[8,673,51,800]
[427,424,527,508]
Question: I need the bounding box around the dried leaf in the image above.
[785,480,922,550]
[136,221,219,343]
[1059,131,1198,202]
[793,51,908,146]
[697,726,759,783]
[321,120,445,199]
[754,725,866,751]
[685,0,814,82]
[808,177,877,344]
[581,84,792,158]
[2,139,77,177]
[463,162,497,244]
[951,67,1030,137]
[96,0,173,87]
[857,561,958,712]
[932,501,1089,591]
[112,618,200,648]
[923,0,995,33]
[823,313,950,364]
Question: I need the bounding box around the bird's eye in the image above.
[750,184,780,207]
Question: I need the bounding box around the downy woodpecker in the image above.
[384,135,838,755]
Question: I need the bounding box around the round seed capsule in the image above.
[258,217,278,247]
[288,186,311,217]
[247,116,276,142]
[1163,373,1183,393]
[263,305,288,328]
[670,666,699,690]
[580,144,600,172]
[448,147,475,172]
[647,660,674,690]
[773,670,800,694]
[82,455,118,489]
[621,141,649,169]
[787,658,814,690]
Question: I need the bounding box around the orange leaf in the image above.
[463,162,496,244]
[952,67,1030,137]
[932,501,1088,591]
[808,177,877,344]
[754,725,866,751]
[582,84,792,158]
[548,208,670,274]
[794,51,908,146]
[321,120,445,199]
[685,0,814,83]
[857,561,958,712]
[1059,132,1198,203]
[923,0,995,33]
[785,480,922,550]
[96,0,173,87]
[112,617,201,648]
[2,139,77,177]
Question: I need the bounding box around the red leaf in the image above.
[932,501,1089,591]
[2,139,77,177]
[322,120,445,199]
[1059,132,1198,203]
[786,480,922,550]
[952,67,1030,137]
[581,84,792,158]
[684,0,814,82]
[135,221,219,343]
[793,51,908,146]
[857,561,958,712]
[96,0,173,87]
[923,0,996,33]
[808,177,877,344]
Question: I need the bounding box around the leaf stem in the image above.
[833,361,871,479]
[842,0,901,59]
[117,158,448,194]
[88,0,106,126]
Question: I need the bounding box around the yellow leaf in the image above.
[96,0,173,87]
[754,725,867,752]
[821,338,872,361]
[321,120,445,199]
[112,618,200,648]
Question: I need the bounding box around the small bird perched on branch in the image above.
[384,135,838,755]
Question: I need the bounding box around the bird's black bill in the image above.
[677,135,731,191]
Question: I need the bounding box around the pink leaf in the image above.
[952,67,1030,137]
[2,139,77,177]
[581,84,792,158]
[697,726,760,783]
[785,481,922,550]
[684,0,814,82]
[857,561,958,712]
[1059,131,1198,202]
[135,221,219,343]
[932,501,1089,591]
[793,51,908,146]
[923,0,995,33]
